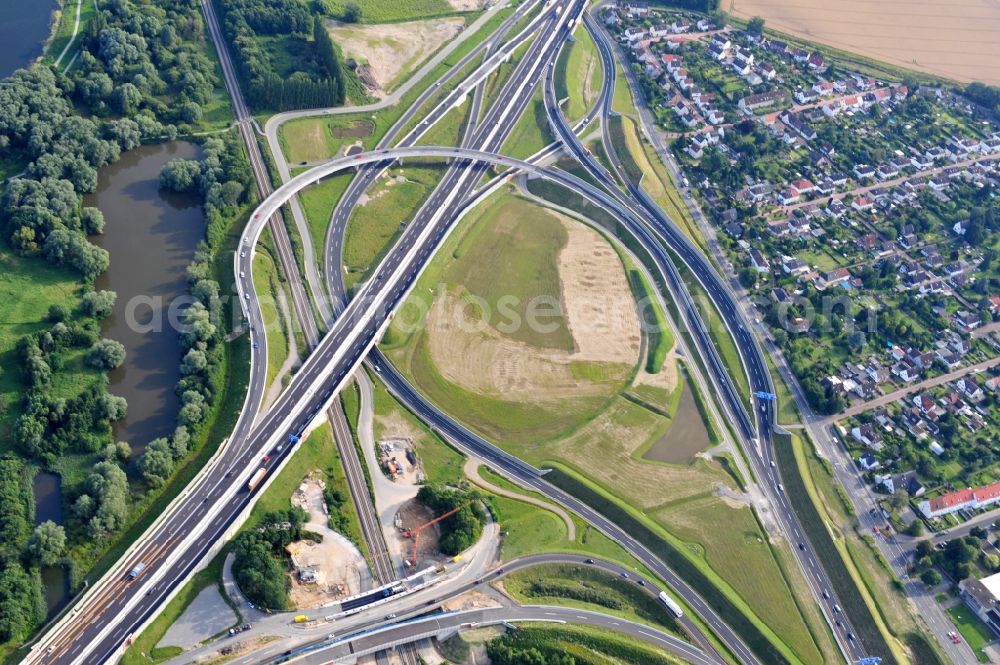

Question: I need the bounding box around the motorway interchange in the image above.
[25,1,885,664]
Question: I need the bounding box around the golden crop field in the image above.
[728,0,1000,84]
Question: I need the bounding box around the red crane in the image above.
[402,504,465,568]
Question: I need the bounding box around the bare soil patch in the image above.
[448,0,482,10]
[423,216,639,403]
[394,499,442,568]
[328,18,466,97]
[286,475,365,609]
[331,119,374,139]
[729,0,1000,84]
[632,346,679,394]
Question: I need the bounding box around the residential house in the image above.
[953,310,982,332]
[739,90,783,112]
[750,248,770,272]
[958,573,1000,638]
[919,481,1000,519]
[858,453,880,471]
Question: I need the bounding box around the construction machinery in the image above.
[401,504,465,568]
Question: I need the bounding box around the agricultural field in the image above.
[328,17,466,96]
[728,0,1000,85]
[383,191,648,443]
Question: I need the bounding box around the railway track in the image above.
[200,1,416,663]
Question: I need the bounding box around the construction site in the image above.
[286,474,368,609]
[378,437,424,485]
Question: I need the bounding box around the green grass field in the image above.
[279,117,375,164]
[251,242,292,389]
[325,0,462,23]
[45,0,96,68]
[500,88,554,160]
[296,174,352,272]
[947,606,992,662]
[0,244,93,450]
[342,162,444,291]
[560,27,604,122]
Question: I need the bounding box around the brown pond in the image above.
[643,381,712,464]
[86,142,205,456]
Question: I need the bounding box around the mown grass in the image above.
[947,606,992,663]
[45,0,96,67]
[503,563,681,634]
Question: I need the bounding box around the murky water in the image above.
[87,142,205,456]
[0,0,59,77]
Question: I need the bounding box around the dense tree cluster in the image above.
[964,82,1000,113]
[76,0,216,127]
[912,536,990,584]
[0,460,46,643]
[219,0,346,110]
[12,306,131,464]
[72,461,130,539]
[0,460,33,562]
[415,484,486,555]
[231,508,307,609]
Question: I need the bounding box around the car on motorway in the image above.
[822,590,830,599]
[798,542,805,551]
[948,631,961,644]
[847,632,855,641]
[620,572,629,578]
[833,604,841,613]
[262,455,270,463]
[585,558,595,564]
[637,579,646,587]
[385,613,397,620]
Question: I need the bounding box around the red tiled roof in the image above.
[929,481,1000,513]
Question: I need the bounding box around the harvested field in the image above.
[728,0,1000,84]
[419,213,639,403]
[328,18,466,96]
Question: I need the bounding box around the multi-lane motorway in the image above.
[25,3,881,663]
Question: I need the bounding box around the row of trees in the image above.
[220,0,347,111]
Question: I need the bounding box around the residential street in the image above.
[827,354,1000,423]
